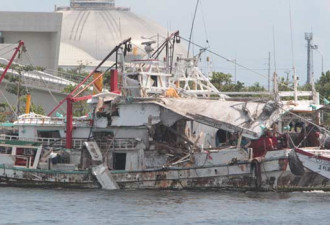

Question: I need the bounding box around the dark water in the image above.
[0,188,330,225]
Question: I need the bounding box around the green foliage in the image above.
[210,72,245,92]
[19,96,45,115]
[1,63,46,100]
[316,71,330,100]
[278,77,292,91]
[246,82,266,92]
[0,103,9,122]
[0,114,6,122]
[62,84,75,94]
[62,84,89,117]
[0,103,8,112]
[61,61,89,77]
[210,72,265,92]
[299,83,312,91]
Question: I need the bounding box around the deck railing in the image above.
[15,117,91,127]
[0,135,138,151]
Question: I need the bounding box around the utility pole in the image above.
[268,52,271,92]
[305,32,313,84]
[234,58,237,84]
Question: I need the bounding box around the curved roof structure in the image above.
[57,1,186,68]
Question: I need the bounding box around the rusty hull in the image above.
[110,158,330,191]
[1,155,330,191]
[0,167,98,189]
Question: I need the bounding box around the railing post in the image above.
[66,95,73,149]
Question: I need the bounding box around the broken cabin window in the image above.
[113,153,126,170]
[37,130,61,139]
[216,129,228,146]
[151,75,158,87]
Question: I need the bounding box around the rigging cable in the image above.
[0,89,17,118]
[17,51,30,95]
[199,0,214,76]
[24,48,66,113]
[187,0,200,58]
[0,42,18,54]
[181,35,269,79]
[0,48,15,58]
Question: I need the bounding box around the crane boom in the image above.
[0,40,25,85]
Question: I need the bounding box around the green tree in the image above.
[210,72,245,92]
[246,82,266,92]
[210,72,232,91]
[316,71,330,99]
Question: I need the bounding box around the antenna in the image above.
[272,25,277,73]
[289,0,298,102]
[268,52,271,91]
[272,26,280,102]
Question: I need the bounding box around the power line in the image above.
[179,35,329,102]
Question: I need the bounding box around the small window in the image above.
[0,146,12,154]
[37,130,61,139]
[113,153,126,170]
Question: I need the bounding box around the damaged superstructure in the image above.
[0,32,329,191]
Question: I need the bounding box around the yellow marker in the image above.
[25,93,31,114]
[93,71,103,95]
[133,46,138,56]
[165,88,179,98]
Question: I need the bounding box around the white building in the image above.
[0,11,62,71]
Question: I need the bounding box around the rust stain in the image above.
[279,159,288,171]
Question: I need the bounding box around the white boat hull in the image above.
[295,148,330,180]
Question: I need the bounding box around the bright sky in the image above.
[1,0,329,86]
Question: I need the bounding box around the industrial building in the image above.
[0,0,185,70]
[0,0,186,115]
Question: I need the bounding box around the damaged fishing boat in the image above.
[0,33,329,191]
[0,139,97,188]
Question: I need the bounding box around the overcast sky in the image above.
[1,0,329,86]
